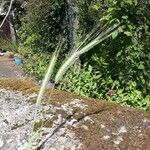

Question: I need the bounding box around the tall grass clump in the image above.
[35,22,123,107]
[29,23,123,148]
[0,38,19,52]
[38,23,122,105]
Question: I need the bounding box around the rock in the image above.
[0,139,4,148]
[0,79,150,150]
[6,51,14,58]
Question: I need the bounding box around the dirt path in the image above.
[0,56,24,78]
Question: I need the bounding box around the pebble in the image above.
[0,139,4,148]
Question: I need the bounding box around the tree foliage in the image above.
[57,0,150,110]
[76,0,150,96]
[19,0,67,53]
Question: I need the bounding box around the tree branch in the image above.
[0,0,14,29]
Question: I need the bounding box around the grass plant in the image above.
[28,22,123,148]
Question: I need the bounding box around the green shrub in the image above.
[77,0,150,97]
[22,52,63,80]
[18,0,67,53]
[57,64,102,98]
[0,38,19,53]
[57,64,150,111]
[106,81,150,111]
[22,53,50,79]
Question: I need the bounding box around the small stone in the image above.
[67,119,77,126]
[0,139,4,148]
[81,125,88,130]
[7,139,13,143]
[142,118,149,123]
[101,124,105,128]
[118,126,127,134]
[114,136,123,145]
[84,116,94,123]
[103,135,110,140]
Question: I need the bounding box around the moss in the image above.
[33,119,55,132]
[0,79,147,114]
[0,79,39,94]
[0,79,78,104]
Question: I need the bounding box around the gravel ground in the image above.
[0,88,83,150]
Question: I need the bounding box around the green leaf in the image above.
[138,64,145,70]
[126,0,133,5]
[92,5,99,11]
[122,16,128,20]
[124,31,132,36]
[112,30,118,39]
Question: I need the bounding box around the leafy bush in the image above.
[17,0,67,79]
[0,38,19,53]
[22,53,50,79]
[106,81,150,111]
[57,64,101,98]
[77,0,150,96]
[18,0,67,53]
[57,64,150,111]
[22,51,63,80]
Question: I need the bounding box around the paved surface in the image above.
[0,56,24,78]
